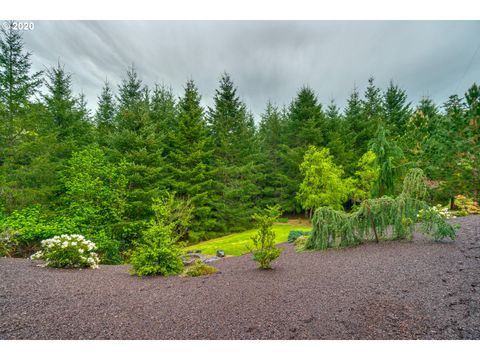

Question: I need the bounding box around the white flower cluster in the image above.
[417,205,456,220]
[30,234,100,269]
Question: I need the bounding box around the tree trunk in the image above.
[450,196,455,210]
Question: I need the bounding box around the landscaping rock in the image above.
[216,250,225,258]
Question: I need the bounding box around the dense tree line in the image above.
[0,27,478,262]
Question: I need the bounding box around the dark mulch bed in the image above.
[1,216,479,340]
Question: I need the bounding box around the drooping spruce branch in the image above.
[304,168,457,251]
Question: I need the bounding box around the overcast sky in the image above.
[20,21,480,118]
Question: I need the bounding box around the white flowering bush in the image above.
[30,234,100,269]
[417,205,456,221]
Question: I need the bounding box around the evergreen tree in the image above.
[343,86,364,168]
[359,77,384,154]
[369,126,403,197]
[0,26,53,212]
[286,86,326,147]
[207,73,260,232]
[278,87,327,212]
[0,24,42,148]
[257,101,289,209]
[324,100,353,170]
[149,84,177,160]
[165,79,217,241]
[464,84,480,200]
[424,94,469,206]
[110,65,164,238]
[402,97,438,167]
[95,80,116,132]
[43,62,93,145]
[383,81,411,139]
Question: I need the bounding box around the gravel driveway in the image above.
[1,216,479,339]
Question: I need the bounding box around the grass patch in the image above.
[185,224,311,256]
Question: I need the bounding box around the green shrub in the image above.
[183,259,218,277]
[277,217,289,223]
[129,244,183,276]
[287,230,311,243]
[30,234,100,268]
[0,206,78,254]
[129,193,190,276]
[248,205,284,270]
[93,230,123,265]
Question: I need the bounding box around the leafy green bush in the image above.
[62,145,128,235]
[248,205,283,270]
[30,234,100,268]
[277,217,289,223]
[0,206,78,255]
[129,244,183,276]
[183,259,218,277]
[93,230,123,265]
[129,193,190,276]
[287,230,312,243]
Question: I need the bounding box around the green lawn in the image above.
[185,224,311,256]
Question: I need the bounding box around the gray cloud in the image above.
[19,20,480,118]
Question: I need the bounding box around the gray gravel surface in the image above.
[1,215,479,339]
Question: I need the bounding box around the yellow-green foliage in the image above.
[249,206,283,270]
[183,260,218,277]
[294,235,309,251]
[352,150,380,203]
[455,195,480,215]
[297,146,352,212]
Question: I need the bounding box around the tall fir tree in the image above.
[257,101,290,209]
[279,86,326,213]
[401,97,438,168]
[164,79,217,241]
[359,77,384,154]
[0,25,45,212]
[207,73,261,232]
[111,65,165,238]
[149,84,177,160]
[95,80,116,133]
[383,81,411,139]
[343,86,364,169]
[425,94,469,206]
[0,24,42,149]
[324,100,353,171]
[43,62,93,146]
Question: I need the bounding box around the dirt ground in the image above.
[1,216,479,339]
